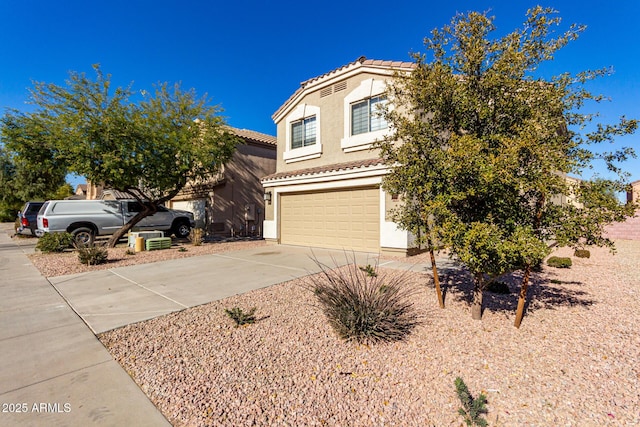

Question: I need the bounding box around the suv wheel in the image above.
[71,227,95,246]
[173,221,191,238]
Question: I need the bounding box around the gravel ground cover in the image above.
[95,241,640,426]
[26,238,267,277]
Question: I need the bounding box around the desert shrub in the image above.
[547,256,572,268]
[225,307,257,327]
[189,228,204,246]
[308,255,421,344]
[125,248,136,256]
[36,232,73,253]
[76,242,108,266]
[178,247,188,252]
[574,249,591,258]
[485,280,511,294]
[455,377,488,427]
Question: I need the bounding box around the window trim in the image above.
[284,104,322,163]
[341,78,391,152]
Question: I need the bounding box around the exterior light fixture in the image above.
[263,191,272,204]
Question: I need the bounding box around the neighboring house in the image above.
[549,174,582,207]
[627,179,640,204]
[605,179,640,241]
[262,57,416,255]
[169,128,276,237]
[75,184,87,198]
[76,128,276,237]
[66,183,101,200]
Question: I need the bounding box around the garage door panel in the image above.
[280,187,379,252]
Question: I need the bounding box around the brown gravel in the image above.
[26,239,267,277]
[96,240,640,426]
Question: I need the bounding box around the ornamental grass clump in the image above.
[308,255,422,344]
[189,228,204,246]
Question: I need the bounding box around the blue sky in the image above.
[1,0,638,186]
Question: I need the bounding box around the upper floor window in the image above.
[284,103,322,163]
[291,116,316,149]
[351,95,388,136]
[341,78,391,152]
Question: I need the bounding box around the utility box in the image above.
[244,204,256,221]
[145,237,172,251]
[128,231,164,248]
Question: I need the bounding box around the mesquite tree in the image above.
[379,7,637,323]
[2,65,239,247]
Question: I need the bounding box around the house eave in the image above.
[262,160,389,188]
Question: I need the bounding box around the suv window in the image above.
[127,202,168,213]
[27,203,44,214]
[38,202,49,215]
[128,202,143,213]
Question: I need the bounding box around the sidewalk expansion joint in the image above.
[108,270,189,309]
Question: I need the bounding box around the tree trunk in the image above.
[106,206,156,248]
[514,265,532,328]
[107,221,137,248]
[471,273,484,320]
[430,249,445,308]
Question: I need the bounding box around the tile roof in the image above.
[231,127,277,146]
[299,56,415,88]
[273,56,416,121]
[262,158,385,182]
[101,189,144,200]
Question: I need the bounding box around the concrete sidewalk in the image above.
[0,225,171,427]
[48,245,388,334]
[1,223,457,426]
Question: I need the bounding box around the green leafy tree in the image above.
[0,113,69,216]
[0,146,19,221]
[51,183,74,200]
[2,65,239,247]
[379,7,637,323]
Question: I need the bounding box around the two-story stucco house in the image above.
[262,57,417,255]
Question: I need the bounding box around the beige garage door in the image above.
[172,199,206,228]
[280,187,380,252]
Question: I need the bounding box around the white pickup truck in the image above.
[36,199,195,244]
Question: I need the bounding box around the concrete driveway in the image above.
[49,245,386,334]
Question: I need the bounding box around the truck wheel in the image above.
[71,227,95,246]
[173,221,191,238]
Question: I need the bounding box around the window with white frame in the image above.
[351,95,388,136]
[291,116,316,148]
[284,103,322,163]
[341,78,391,152]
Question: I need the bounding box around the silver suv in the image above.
[16,201,45,236]
[37,199,195,244]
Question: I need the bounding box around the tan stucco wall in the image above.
[274,71,388,173]
[264,190,275,221]
[211,142,276,235]
[627,180,640,204]
[384,191,402,221]
[171,141,276,236]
